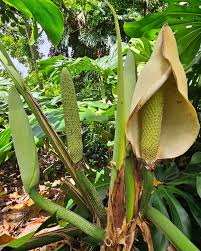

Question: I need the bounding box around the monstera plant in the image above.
[0,2,200,251]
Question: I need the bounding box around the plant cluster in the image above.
[0,0,201,251]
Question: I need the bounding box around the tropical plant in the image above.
[1,1,201,251]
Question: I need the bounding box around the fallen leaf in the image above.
[0,232,15,245]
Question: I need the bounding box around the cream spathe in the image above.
[126,24,200,166]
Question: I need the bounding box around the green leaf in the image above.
[189,152,201,165]
[159,187,191,238]
[4,214,57,248]
[151,189,169,218]
[186,152,201,173]
[8,86,40,193]
[167,186,201,228]
[124,0,201,65]
[2,0,64,46]
[129,37,153,64]
[196,174,201,198]
[2,0,32,17]
[0,128,12,164]
[0,128,11,149]
[166,174,196,186]
[155,162,180,182]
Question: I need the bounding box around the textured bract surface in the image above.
[126,24,200,165]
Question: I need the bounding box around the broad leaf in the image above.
[129,37,153,64]
[186,152,201,173]
[124,0,201,65]
[196,174,201,198]
[159,187,191,238]
[167,186,201,228]
[2,0,64,46]
[2,0,32,17]
[155,162,180,182]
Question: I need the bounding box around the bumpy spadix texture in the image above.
[126,24,200,165]
[60,68,83,164]
[141,88,164,163]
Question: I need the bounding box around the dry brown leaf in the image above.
[112,167,126,229]
[0,232,15,245]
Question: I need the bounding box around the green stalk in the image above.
[106,1,126,172]
[125,154,135,222]
[30,188,105,241]
[139,165,154,217]
[146,207,199,251]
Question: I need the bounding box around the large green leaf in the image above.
[39,55,115,85]
[167,186,201,228]
[8,86,40,193]
[124,0,201,65]
[186,152,201,173]
[2,0,64,46]
[196,174,201,198]
[159,187,191,238]
[2,0,32,17]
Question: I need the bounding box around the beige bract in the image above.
[126,24,200,165]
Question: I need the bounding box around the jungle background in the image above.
[0,0,201,250]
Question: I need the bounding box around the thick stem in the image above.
[29,188,105,241]
[146,207,199,251]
